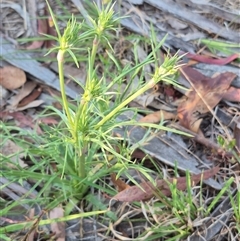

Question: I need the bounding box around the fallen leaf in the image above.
[178,67,236,132]
[8,81,37,108]
[44,16,57,49]
[18,87,42,107]
[139,110,176,123]
[186,53,239,65]
[0,66,26,90]
[27,9,56,50]
[222,86,240,102]
[16,100,44,111]
[131,149,147,160]
[0,139,27,168]
[111,173,130,192]
[50,207,65,241]
[13,112,42,134]
[0,111,43,134]
[38,117,58,125]
[26,18,47,50]
[113,167,219,202]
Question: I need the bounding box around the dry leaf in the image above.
[111,173,130,192]
[50,207,65,241]
[27,9,56,51]
[0,66,26,90]
[16,99,44,111]
[186,53,239,65]
[26,19,47,50]
[0,139,27,168]
[113,167,219,202]
[18,87,42,107]
[178,67,236,133]
[131,149,147,159]
[190,118,203,134]
[38,117,58,125]
[139,110,176,123]
[0,111,43,134]
[12,112,42,134]
[222,86,240,102]
[44,16,57,49]
[8,81,37,108]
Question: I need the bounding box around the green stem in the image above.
[95,64,177,129]
[75,36,99,134]
[57,50,74,136]
[86,36,99,88]
[95,79,155,129]
[90,36,99,72]
[73,36,100,179]
[79,148,86,178]
[74,104,87,179]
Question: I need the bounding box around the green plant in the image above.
[229,188,240,233]
[43,0,184,198]
[0,2,239,240]
[217,135,240,163]
[128,170,237,241]
[200,39,240,59]
[0,1,189,238]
